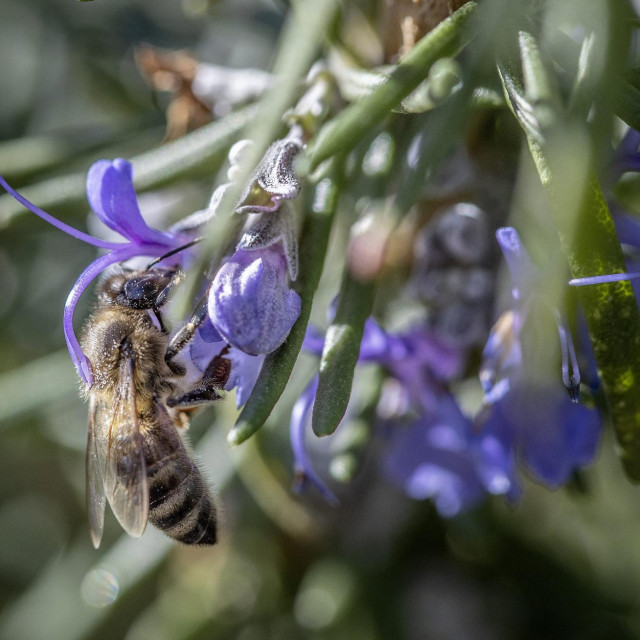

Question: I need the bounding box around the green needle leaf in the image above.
[228,171,341,446]
[615,81,640,134]
[550,28,640,133]
[501,34,640,481]
[311,271,375,437]
[544,142,640,481]
[0,105,257,228]
[303,1,478,172]
[518,30,561,108]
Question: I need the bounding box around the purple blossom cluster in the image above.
[0,146,301,397]
[297,128,640,516]
[291,225,603,516]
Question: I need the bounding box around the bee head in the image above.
[97,267,180,310]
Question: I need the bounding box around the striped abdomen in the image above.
[142,417,217,545]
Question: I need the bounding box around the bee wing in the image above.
[87,395,107,549]
[91,354,150,540]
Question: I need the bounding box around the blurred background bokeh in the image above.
[4,1,640,639]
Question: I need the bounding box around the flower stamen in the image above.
[554,310,581,402]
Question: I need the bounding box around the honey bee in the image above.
[81,266,230,548]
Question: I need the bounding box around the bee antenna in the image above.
[146,238,203,269]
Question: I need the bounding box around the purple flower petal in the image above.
[475,227,600,496]
[359,319,406,362]
[495,227,538,301]
[608,128,640,185]
[480,383,602,488]
[383,398,487,517]
[66,245,145,385]
[189,324,225,374]
[86,159,175,247]
[396,326,464,381]
[302,325,326,356]
[224,349,265,407]
[199,316,223,343]
[209,246,301,354]
[290,376,338,504]
[614,210,640,248]
[0,175,124,250]
[480,310,523,403]
[616,128,640,160]
[302,318,406,362]
[474,431,519,497]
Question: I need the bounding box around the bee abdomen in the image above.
[147,453,217,545]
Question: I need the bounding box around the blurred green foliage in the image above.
[5,1,640,639]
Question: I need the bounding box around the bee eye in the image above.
[119,271,174,309]
[120,277,160,309]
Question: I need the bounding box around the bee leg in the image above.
[166,386,223,409]
[165,294,208,365]
[153,309,168,334]
[166,357,186,377]
[166,347,231,409]
[150,269,187,335]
